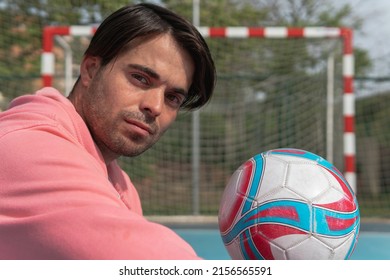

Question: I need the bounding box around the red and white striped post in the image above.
[41,26,97,87]
[41,26,356,191]
[197,27,356,191]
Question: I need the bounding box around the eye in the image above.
[130,73,150,87]
[166,92,186,108]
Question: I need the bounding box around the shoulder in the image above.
[0,87,96,151]
[0,88,73,132]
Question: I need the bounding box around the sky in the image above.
[332,0,390,97]
[336,0,390,74]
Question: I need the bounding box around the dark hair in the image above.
[84,3,216,110]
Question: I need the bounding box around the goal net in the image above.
[40,26,354,217]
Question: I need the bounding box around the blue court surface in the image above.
[172,221,390,260]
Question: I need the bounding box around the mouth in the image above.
[124,118,154,136]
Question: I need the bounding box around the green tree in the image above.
[0,0,139,100]
[164,0,370,76]
[162,0,370,171]
[0,0,372,101]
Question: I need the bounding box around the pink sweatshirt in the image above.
[0,87,200,260]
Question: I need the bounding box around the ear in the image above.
[79,56,101,87]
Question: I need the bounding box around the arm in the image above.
[0,127,200,260]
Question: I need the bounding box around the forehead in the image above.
[114,34,195,88]
[118,34,188,63]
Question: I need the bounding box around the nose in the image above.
[139,88,164,117]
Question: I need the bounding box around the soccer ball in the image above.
[218,148,360,260]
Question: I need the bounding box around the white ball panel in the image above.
[286,163,330,200]
[316,230,357,256]
[272,233,310,249]
[269,243,287,260]
[285,236,333,259]
[226,239,244,260]
[313,186,346,204]
[257,156,288,197]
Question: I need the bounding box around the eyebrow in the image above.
[128,63,189,97]
[129,64,159,80]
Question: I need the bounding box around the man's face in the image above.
[78,34,194,162]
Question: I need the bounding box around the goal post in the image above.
[41,25,356,216]
[196,26,355,191]
[41,25,98,90]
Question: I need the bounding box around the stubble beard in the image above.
[109,111,161,157]
[84,80,162,159]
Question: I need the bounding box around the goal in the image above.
[41,26,355,216]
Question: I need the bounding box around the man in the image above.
[0,3,216,259]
